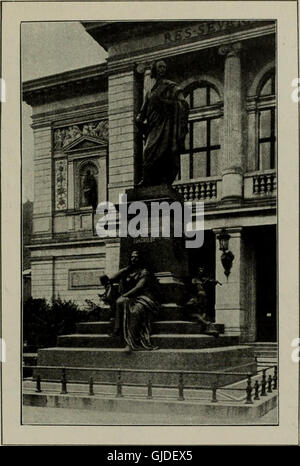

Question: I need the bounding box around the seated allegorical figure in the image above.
[99,250,160,353]
[185,266,222,337]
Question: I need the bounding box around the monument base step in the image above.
[57,334,236,349]
[76,321,225,335]
[34,346,256,387]
[23,380,277,422]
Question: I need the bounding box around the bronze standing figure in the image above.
[136,60,189,186]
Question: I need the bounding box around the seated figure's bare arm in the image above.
[109,266,130,283]
[122,277,147,298]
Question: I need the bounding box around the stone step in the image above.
[57,334,237,350]
[252,342,278,347]
[35,345,256,387]
[158,304,186,320]
[242,343,278,360]
[23,390,277,422]
[76,321,224,335]
[254,350,278,359]
[87,304,186,322]
[23,374,277,422]
[76,322,112,334]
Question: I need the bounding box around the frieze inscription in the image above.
[163,21,258,44]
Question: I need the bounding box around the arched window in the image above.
[180,83,222,180]
[79,162,98,209]
[257,72,276,170]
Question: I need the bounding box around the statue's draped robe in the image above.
[118,268,160,350]
[138,79,189,186]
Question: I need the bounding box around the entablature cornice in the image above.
[105,23,275,75]
[23,63,108,107]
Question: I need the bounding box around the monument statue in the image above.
[100,250,160,352]
[185,266,222,337]
[81,169,98,210]
[136,60,189,187]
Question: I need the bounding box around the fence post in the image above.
[261,369,267,396]
[178,373,184,401]
[211,383,218,403]
[254,380,260,400]
[89,376,94,396]
[147,377,153,400]
[35,375,42,393]
[116,371,123,398]
[245,374,253,404]
[273,366,278,390]
[267,374,273,393]
[61,368,67,394]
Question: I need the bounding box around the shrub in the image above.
[23,297,86,351]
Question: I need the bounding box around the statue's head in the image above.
[99,274,109,286]
[130,250,141,266]
[151,60,167,79]
[198,266,205,277]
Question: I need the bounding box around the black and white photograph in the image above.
[1,0,299,446]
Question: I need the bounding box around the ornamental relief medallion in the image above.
[53,119,108,151]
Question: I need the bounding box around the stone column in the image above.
[213,227,247,340]
[219,42,244,201]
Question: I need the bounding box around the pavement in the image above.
[22,405,278,426]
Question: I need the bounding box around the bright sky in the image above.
[22,22,107,201]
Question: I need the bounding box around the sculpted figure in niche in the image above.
[136,60,189,186]
[81,168,98,210]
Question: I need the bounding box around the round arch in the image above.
[248,61,275,97]
[181,75,224,100]
[76,159,99,176]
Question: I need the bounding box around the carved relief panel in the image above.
[55,159,68,211]
[53,119,108,151]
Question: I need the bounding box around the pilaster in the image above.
[213,227,247,340]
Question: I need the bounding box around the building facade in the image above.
[23,20,277,343]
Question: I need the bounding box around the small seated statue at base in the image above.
[99,251,160,353]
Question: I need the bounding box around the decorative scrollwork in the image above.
[55,159,67,210]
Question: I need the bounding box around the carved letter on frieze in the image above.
[53,119,108,151]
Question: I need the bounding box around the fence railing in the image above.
[24,364,277,404]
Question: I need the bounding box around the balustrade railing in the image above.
[243,170,277,199]
[173,178,219,202]
[253,172,276,195]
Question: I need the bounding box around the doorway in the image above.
[254,225,277,342]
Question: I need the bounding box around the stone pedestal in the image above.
[118,184,189,304]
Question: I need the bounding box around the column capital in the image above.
[218,41,242,57]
